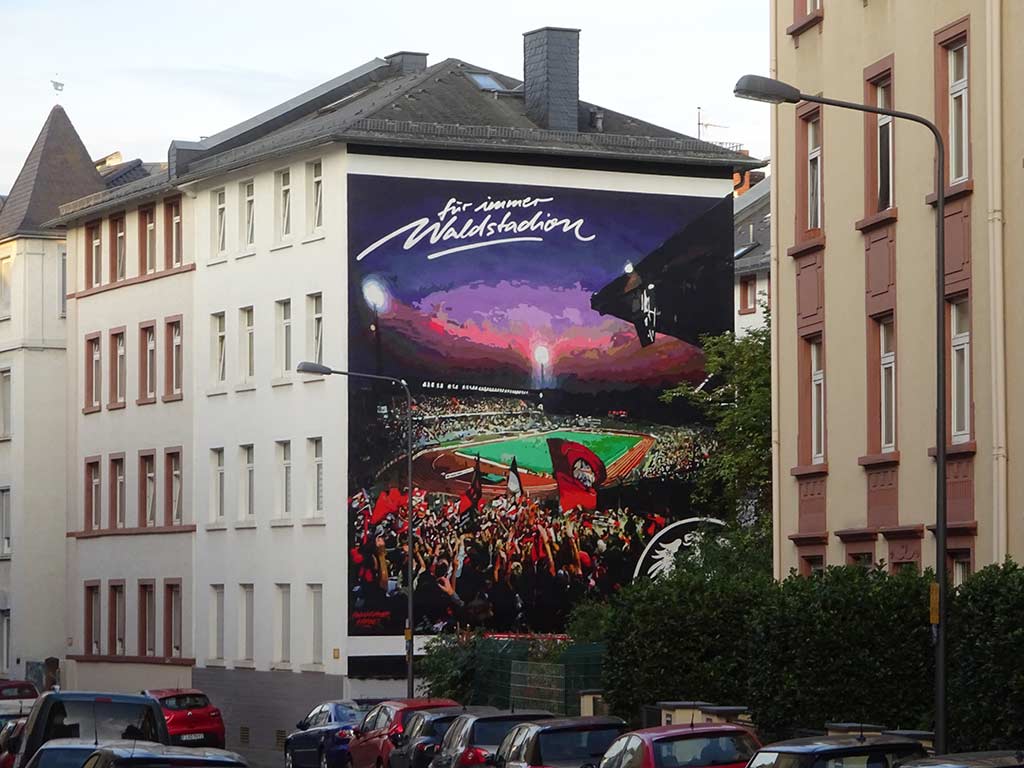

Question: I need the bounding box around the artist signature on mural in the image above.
[355,193,596,262]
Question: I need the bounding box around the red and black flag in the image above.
[458,455,483,530]
[507,457,525,498]
[546,438,607,512]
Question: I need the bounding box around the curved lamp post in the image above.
[734,74,948,752]
[297,360,416,697]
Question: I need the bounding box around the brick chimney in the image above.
[523,27,580,132]
[386,51,428,74]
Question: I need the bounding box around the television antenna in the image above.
[696,106,728,141]
[50,77,64,95]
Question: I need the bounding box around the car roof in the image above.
[0,681,36,689]
[757,735,924,754]
[36,740,102,749]
[525,716,626,732]
[38,692,158,705]
[143,689,206,698]
[462,710,553,722]
[899,753,1024,768]
[629,724,756,741]
[414,707,497,720]
[94,741,245,763]
[380,699,459,709]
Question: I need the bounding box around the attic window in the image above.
[467,72,504,90]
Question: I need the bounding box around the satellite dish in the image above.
[50,80,64,93]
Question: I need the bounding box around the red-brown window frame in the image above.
[795,103,823,242]
[138,579,157,658]
[83,332,101,414]
[163,315,183,403]
[163,578,183,658]
[865,314,897,456]
[739,276,757,315]
[137,320,157,406]
[108,327,126,410]
[138,449,157,527]
[85,221,102,288]
[797,333,826,468]
[83,580,101,656]
[107,579,126,656]
[164,197,183,270]
[164,446,183,526]
[83,456,101,531]
[108,213,127,282]
[138,205,157,275]
[863,56,896,218]
[107,453,126,530]
[944,294,975,448]
[787,0,823,39]
[934,16,972,192]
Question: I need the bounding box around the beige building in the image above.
[770,1,1020,578]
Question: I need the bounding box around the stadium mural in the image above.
[346,172,734,636]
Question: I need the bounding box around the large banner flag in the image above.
[507,457,524,498]
[546,438,608,511]
[458,455,483,528]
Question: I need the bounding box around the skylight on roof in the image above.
[467,72,504,90]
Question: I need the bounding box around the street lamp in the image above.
[735,74,949,752]
[296,360,416,697]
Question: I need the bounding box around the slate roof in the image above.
[0,105,104,240]
[100,159,165,188]
[733,178,770,276]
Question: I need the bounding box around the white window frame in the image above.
[169,584,182,657]
[90,462,101,529]
[171,322,183,395]
[113,458,126,528]
[276,584,291,664]
[215,189,227,255]
[309,293,324,365]
[145,328,157,399]
[241,307,255,382]
[242,444,255,519]
[310,437,323,516]
[213,313,227,384]
[211,584,225,660]
[243,181,255,250]
[951,299,971,444]
[880,319,896,453]
[0,489,10,556]
[948,42,969,184]
[142,584,156,656]
[278,440,292,518]
[0,611,9,673]
[810,339,825,464]
[211,448,225,520]
[807,0,821,12]
[310,161,323,234]
[876,81,893,211]
[112,584,126,655]
[115,217,126,280]
[309,583,323,665]
[0,370,11,439]
[807,117,822,230]
[91,227,102,287]
[277,299,292,375]
[91,338,102,407]
[144,208,157,274]
[115,333,126,404]
[170,200,183,268]
[144,455,156,526]
[240,583,255,661]
[277,170,292,241]
[170,452,182,525]
[88,587,101,655]
[58,248,67,318]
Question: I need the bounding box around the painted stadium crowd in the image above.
[348,488,667,633]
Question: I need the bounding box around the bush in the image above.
[418,632,481,701]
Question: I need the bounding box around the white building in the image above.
[0,106,104,685]
[733,178,770,335]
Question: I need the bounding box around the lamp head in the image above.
[734,74,801,104]
[297,361,334,376]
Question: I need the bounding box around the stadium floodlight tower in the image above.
[295,359,416,697]
[533,345,550,388]
[362,277,390,373]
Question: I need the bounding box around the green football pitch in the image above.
[459,430,642,475]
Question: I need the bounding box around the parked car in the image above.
[390,708,504,768]
[599,724,760,768]
[285,701,368,768]
[78,742,246,768]
[432,711,554,768]
[348,700,459,768]
[0,721,27,768]
[143,690,224,749]
[493,717,627,768]
[22,740,104,768]
[0,684,38,724]
[16,692,170,768]
[744,735,926,768]
[899,753,1024,768]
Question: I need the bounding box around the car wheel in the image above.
[285,751,294,768]
[321,752,329,768]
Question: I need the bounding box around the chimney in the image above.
[385,51,428,75]
[523,27,580,132]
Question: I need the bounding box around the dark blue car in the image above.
[285,702,366,768]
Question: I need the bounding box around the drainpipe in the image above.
[769,0,783,581]
[986,0,1007,562]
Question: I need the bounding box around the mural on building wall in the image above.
[346,173,733,636]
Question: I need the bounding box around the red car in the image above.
[144,688,225,748]
[599,724,761,768]
[348,699,459,768]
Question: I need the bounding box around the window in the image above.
[948,42,968,183]
[309,161,323,233]
[243,181,255,249]
[139,582,156,656]
[0,370,10,437]
[166,320,183,397]
[139,324,156,402]
[214,189,227,255]
[310,437,323,516]
[241,444,255,518]
[240,584,254,661]
[0,489,10,555]
[952,553,971,588]
[0,258,9,318]
[880,319,896,452]
[276,170,292,241]
[85,584,100,655]
[140,453,156,526]
[85,460,101,530]
[241,307,255,382]
[807,117,822,230]
[739,276,756,313]
[277,299,292,375]
[165,582,182,658]
[166,199,183,268]
[111,331,126,406]
[276,584,291,664]
[166,451,183,525]
[88,223,102,288]
[807,0,821,12]
[309,583,323,664]
[0,611,9,674]
[212,312,226,384]
[876,80,893,211]
[211,584,225,660]
[810,339,825,463]
[110,457,126,529]
[951,299,970,443]
[278,441,292,518]
[211,448,225,520]
[58,247,67,317]
[85,335,101,410]
[141,207,157,274]
[803,555,825,577]
[309,293,323,365]
[109,584,126,655]
[112,216,126,281]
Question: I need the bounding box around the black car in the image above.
[23,740,100,768]
[16,693,170,768]
[900,754,1024,768]
[493,717,627,768]
[433,711,553,768]
[285,701,366,768]
[746,735,926,768]
[389,708,498,768]
[78,742,245,768]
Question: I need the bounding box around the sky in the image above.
[0,0,770,195]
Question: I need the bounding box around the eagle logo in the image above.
[647,539,683,580]
[572,458,596,489]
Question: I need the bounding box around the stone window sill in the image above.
[205,522,227,532]
[236,251,256,261]
[790,463,829,478]
[301,516,326,527]
[269,242,294,253]
[232,659,255,669]
[271,377,294,388]
[270,518,294,528]
[107,401,126,411]
[300,663,325,673]
[786,7,823,38]
[207,256,228,267]
[302,234,326,245]
[234,383,256,394]
[234,519,257,530]
[206,386,228,398]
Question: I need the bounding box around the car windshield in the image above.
[653,734,760,768]
[430,719,456,739]
[43,701,161,743]
[334,707,363,724]
[160,696,210,711]
[472,719,530,747]
[0,686,36,701]
[34,749,94,768]
[538,728,622,764]
[810,748,925,768]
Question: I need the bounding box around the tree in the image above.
[661,317,771,523]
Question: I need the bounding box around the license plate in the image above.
[180,734,204,742]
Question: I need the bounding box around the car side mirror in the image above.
[485,756,497,767]
[351,726,363,738]
[389,733,406,747]
[297,720,308,731]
